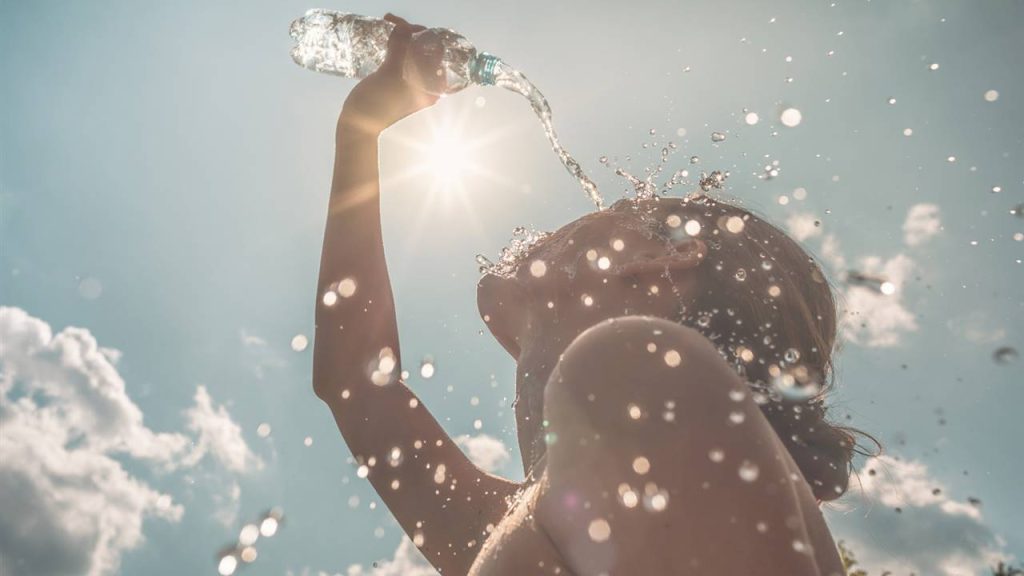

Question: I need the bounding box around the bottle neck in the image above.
[471,52,501,86]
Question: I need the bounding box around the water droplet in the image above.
[729,411,746,424]
[984,89,999,102]
[729,390,746,402]
[611,238,625,251]
[903,128,914,136]
[588,518,611,542]
[994,347,1018,365]
[256,423,271,438]
[738,461,760,482]
[780,108,803,127]
[880,281,896,295]
[239,524,260,546]
[338,277,357,298]
[529,259,548,277]
[699,170,727,191]
[736,346,754,363]
[643,489,669,512]
[322,290,339,306]
[433,463,447,484]
[618,484,639,508]
[929,62,940,71]
[690,155,700,164]
[260,512,281,537]
[291,334,309,352]
[218,554,238,575]
[783,348,801,363]
[711,132,727,143]
[597,256,611,270]
[708,448,725,463]
[303,436,313,447]
[792,539,808,553]
[581,294,594,307]
[420,357,436,379]
[627,403,643,420]
[356,464,369,478]
[388,446,403,467]
[684,219,702,236]
[664,350,682,367]
[240,547,258,564]
[744,112,760,125]
[725,216,745,234]
[599,155,609,164]
[632,456,651,475]
[887,97,896,105]
[734,269,747,282]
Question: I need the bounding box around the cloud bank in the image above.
[830,456,1009,575]
[790,204,943,348]
[0,307,259,576]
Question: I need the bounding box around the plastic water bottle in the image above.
[289,9,501,95]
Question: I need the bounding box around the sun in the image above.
[423,128,474,192]
[381,97,522,250]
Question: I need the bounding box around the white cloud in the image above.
[829,456,1010,576]
[454,434,511,473]
[0,307,260,576]
[903,203,942,246]
[345,537,437,576]
[814,235,919,348]
[840,254,919,347]
[181,386,263,474]
[0,307,190,467]
[0,307,185,576]
[786,212,823,242]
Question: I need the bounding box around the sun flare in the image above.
[424,129,474,191]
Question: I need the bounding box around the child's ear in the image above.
[609,238,707,277]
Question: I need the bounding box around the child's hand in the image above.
[338,14,441,136]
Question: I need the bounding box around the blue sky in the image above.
[1,0,1021,574]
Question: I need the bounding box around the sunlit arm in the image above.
[311,115,520,575]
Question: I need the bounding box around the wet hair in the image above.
[610,195,876,502]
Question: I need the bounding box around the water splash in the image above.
[476,226,552,278]
[490,60,603,209]
[699,170,728,192]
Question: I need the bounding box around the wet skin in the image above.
[312,14,846,576]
